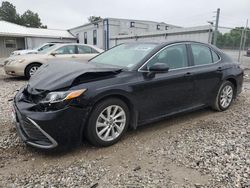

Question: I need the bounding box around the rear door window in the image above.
[77,45,92,54]
[77,45,99,54]
[191,44,213,66]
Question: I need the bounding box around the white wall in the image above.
[70,23,104,49]
[69,18,180,50]
[109,26,212,48]
[108,18,178,36]
[26,37,76,49]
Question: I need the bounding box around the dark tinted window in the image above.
[130,22,135,27]
[5,39,16,48]
[76,34,79,43]
[146,44,188,70]
[191,44,213,65]
[93,30,97,45]
[84,32,87,44]
[54,45,76,54]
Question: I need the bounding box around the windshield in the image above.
[38,45,59,54]
[90,43,157,69]
[34,43,47,50]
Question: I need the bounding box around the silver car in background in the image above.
[10,43,57,56]
[4,43,104,78]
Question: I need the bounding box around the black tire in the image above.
[212,81,235,111]
[85,98,130,147]
[25,63,41,79]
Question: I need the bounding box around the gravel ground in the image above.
[0,66,249,188]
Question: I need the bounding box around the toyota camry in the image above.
[12,41,244,150]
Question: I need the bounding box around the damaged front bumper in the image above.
[13,104,58,149]
[12,88,89,150]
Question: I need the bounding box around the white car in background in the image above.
[10,43,58,56]
[4,43,104,78]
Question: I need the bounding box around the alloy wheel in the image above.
[29,66,39,76]
[96,105,126,142]
[220,85,233,108]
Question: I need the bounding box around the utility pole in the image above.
[242,19,249,53]
[207,21,214,44]
[213,8,220,46]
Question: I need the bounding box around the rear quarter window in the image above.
[211,50,220,62]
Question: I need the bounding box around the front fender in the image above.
[89,89,138,129]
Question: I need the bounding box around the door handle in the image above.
[184,72,192,77]
[71,55,77,58]
[217,67,223,72]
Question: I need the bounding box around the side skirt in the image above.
[136,104,207,127]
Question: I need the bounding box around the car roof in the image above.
[119,41,214,50]
[122,40,211,46]
[125,41,224,71]
[48,43,103,52]
[51,43,102,49]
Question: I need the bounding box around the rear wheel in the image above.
[85,98,130,147]
[25,63,41,79]
[212,81,235,111]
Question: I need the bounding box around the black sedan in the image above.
[12,41,244,149]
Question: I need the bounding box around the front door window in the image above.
[146,44,188,70]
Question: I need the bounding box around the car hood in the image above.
[13,49,37,54]
[8,53,47,61]
[27,61,122,94]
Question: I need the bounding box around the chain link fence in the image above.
[213,26,250,69]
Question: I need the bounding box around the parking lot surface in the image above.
[0,66,249,188]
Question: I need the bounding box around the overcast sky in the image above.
[4,0,250,30]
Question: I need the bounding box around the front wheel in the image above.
[212,81,235,111]
[25,63,41,79]
[85,98,130,147]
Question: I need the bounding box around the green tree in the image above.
[0,1,18,23]
[0,1,47,28]
[216,32,224,48]
[216,27,250,49]
[20,10,46,28]
[88,16,102,23]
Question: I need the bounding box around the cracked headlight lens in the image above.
[40,89,87,104]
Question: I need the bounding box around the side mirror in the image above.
[50,52,58,56]
[148,63,169,73]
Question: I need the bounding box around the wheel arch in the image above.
[226,77,237,88]
[80,92,138,141]
[91,93,138,129]
[211,76,238,108]
[24,62,42,76]
[225,77,237,98]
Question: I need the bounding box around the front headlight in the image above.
[8,59,25,65]
[40,89,87,104]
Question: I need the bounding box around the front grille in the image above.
[21,118,50,143]
[22,88,45,103]
[14,103,58,149]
